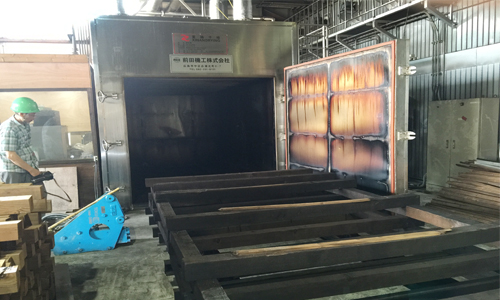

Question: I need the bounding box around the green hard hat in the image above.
[11,97,40,113]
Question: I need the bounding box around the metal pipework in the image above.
[209,0,228,19]
[233,0,252,20]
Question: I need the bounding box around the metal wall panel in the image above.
[91,16,297,208]
[294,0,499,183]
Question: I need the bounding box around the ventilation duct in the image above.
[118,0,163,15]
[233,0,252,20]
[209,0,228,19]
[210,0,252,20]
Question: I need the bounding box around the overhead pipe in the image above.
[141,0,164,12]
[233,0,252,20]
[209,0,228,20]
[201,0,206,17]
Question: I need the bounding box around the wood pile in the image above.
[430,160,500,224]
[0,184,55,300]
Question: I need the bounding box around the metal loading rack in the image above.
[145,169,500,300]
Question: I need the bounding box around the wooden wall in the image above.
[0,54,91,89]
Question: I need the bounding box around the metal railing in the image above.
[288,0,417,62]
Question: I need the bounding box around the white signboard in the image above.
[170,54,233,74]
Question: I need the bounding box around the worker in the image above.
[0,97,41,183]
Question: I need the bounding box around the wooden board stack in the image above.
[0,184,56,300]
[430,160,500,224]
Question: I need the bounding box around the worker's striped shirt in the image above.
[0,115,38,173]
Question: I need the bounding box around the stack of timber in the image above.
[0,190,56,300]
[145,169,500,300]
[430,160,500,224]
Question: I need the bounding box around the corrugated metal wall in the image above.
[404,0,500,181]
[326,0,500,182]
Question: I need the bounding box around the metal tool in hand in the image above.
[31,171,72,202]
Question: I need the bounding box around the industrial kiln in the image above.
[90,16,297,209]
[285,40,413,194]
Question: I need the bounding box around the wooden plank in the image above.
[193,280,230,300]
[46,200,52,213]
[23,226,40,244]
[448,181,500,198]
[0,185,43,201]
[438,189,500,207]
[154,179,358,206]
[31,200,48,213]
[44,231,55,249]
[145,169,313,187]
[0,196,33,214]
[156,203,176,230]
[0,54,88,63]
[387,205,475,228]
[3,249,27,270]
[179,224,500,281]
[233,229,451,256]
[222,251,500,300]
[152,173,339,192]
[0,266,20,295]
[26,213,41,226]
[164,194,420,231]
[188,214,350,238]
[0,221,23,242]
[432,197,498,215]
[174,193,346,215]
[218,198,369,211]
[192,215,423,251]
[0,63,91,89]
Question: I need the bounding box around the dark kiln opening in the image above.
[124,77,276,203]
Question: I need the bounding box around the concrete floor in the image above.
[54,206,499,300]
[55,208,174,300]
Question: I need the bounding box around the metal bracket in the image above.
[178,0,197,16]
[398,66,417,76]
[97,90,119,103]
[278,133,287,141]
[397,131,416,141]
[424,1,457,28]
[372,21,397,40]
[336,35,354,51]
[102,139,123,152]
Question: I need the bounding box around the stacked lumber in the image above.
[0,192,55,300]
[0,184,52,214]
[430,160,500,223]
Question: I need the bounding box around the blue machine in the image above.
[52,194,130,255]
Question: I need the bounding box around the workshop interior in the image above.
[0,0,499,299]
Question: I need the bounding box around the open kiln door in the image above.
[285,40,412,194]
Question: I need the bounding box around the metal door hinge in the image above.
[102,140,123,152]
[97,91,119,103]
[398,66,417,76]
[397,131,416,141]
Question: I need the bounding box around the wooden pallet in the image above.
[146,170,500,300]
[0,192,56,300]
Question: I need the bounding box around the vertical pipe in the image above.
[201,0,205,17]
[209,0,228,19]
[233,0,252,20]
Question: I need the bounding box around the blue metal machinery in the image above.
[52,194,130,255]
